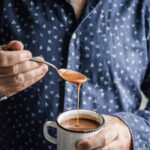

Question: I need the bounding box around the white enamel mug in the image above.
[43,109,105,150]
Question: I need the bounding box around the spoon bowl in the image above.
[59,69,88,84]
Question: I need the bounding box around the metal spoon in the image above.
[30,57,88,84]
[0,44,89,83]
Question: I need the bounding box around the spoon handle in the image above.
[30,57,59,72]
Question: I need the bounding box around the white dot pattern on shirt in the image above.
[0,0,149,150]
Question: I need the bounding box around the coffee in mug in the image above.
[61,118,100,132]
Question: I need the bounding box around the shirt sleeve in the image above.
[113,1,150,150]
[114,66,150,150]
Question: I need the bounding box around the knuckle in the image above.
[14,73,24,85]
[24,50,32,59]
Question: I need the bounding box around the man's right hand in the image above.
[0,40,48,96]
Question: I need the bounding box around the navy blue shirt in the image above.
[0,0,150,150]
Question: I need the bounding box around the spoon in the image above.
[0,44,89,83]
[31,57,88,84]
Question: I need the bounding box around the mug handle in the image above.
[43,121,57,145]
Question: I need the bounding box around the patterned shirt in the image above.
[0,0,150,150]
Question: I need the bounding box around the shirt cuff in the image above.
[113,112,148,150]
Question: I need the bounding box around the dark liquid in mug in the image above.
[61,118,100,132]
[59,70,89,128]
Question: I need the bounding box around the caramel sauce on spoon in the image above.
[58,69,88,84]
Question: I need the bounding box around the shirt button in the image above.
[72,33,76,40]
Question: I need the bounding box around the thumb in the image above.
[6,40,24,51]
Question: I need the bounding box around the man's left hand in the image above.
[76,115,131,150]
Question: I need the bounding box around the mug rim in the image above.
[56,109,105,133]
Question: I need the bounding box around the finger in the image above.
[98,140,123,150]
[76,129,118,150]
[2,40,24,51]
[18,74,45,92]
[1,73,45,96]
[0,57,44,77]
[0,50,32,67]
[0,63,48,88]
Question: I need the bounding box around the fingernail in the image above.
[8,41,24,50]
[76,141,90,150]
[76,142,83,150]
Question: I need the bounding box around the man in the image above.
[0,0,149,149]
